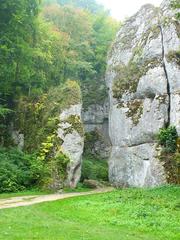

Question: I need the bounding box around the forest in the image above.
[0,0,119,192]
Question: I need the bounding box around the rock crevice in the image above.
[159,24,171,126]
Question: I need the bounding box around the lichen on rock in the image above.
[126,100,144,126]
[112,58,163,99]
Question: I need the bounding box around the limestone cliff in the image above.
[106,0,180,187]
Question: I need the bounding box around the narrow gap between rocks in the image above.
[159,24,171,127]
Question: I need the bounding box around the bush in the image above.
[0,148,44,193]
[157,126,179,184]
[81,155,108,182]
[157,126,178,153]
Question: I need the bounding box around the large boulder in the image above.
[106,0,180,187]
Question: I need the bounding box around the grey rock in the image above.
[11,131,24,150]
[106,0,180,187]
[109,144,166,187]
[82,101,111,159]
[58,104,84,188]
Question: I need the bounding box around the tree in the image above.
[56,0,104,13]
[42,4,95,81]
[42,1,119,106]
[0,0,40,145]
[92,13,119,77]
[0,0,40,102]
[171,0,180,19]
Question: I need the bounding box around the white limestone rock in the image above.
[109,144,166,187]
[58,104,84,188]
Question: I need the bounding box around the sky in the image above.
[97,0,163,20]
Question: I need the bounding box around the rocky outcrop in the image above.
[106,0,180,187]
[58,104,84,188]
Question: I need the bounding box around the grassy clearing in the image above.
[0,185,92,200]
[0,186,179,240]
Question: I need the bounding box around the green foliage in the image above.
[0,0,118,149]
[159,151,180,184]
[0,106,12,118]
[0,0,73,117]
[82,131,109,182]
[157,126,179,184]
[157,126,178,153]
[16,80,81,152]
[14,81,81,189]
[171,0,180,19]
[84,131,99,152]
[42,3,119,106]
[0,148,44,193]
[0,0,118,192]
[56,0,104,14]
[38,134,70,186]
[83,130,101,156]
[81,155,108,182]
[65,115,84,137]
[0,0,40,98]
[0,0,118,116]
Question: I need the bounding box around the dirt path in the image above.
[0,187,113,210]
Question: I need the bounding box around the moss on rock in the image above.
[141,24,161,48]
[65,115,84,137]
[112,58,162,100]
[166,49,180,66]
[157,127,179,184]
[126,100,143,126]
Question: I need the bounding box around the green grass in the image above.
[0,189,50,199]
[0,184,91,199]
[63,183,92,193]
[0,186,179,240]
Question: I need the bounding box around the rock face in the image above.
[82,100,109,136]
[58,104,84,188]
[82,100,111,159]
[106,0,180,187]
